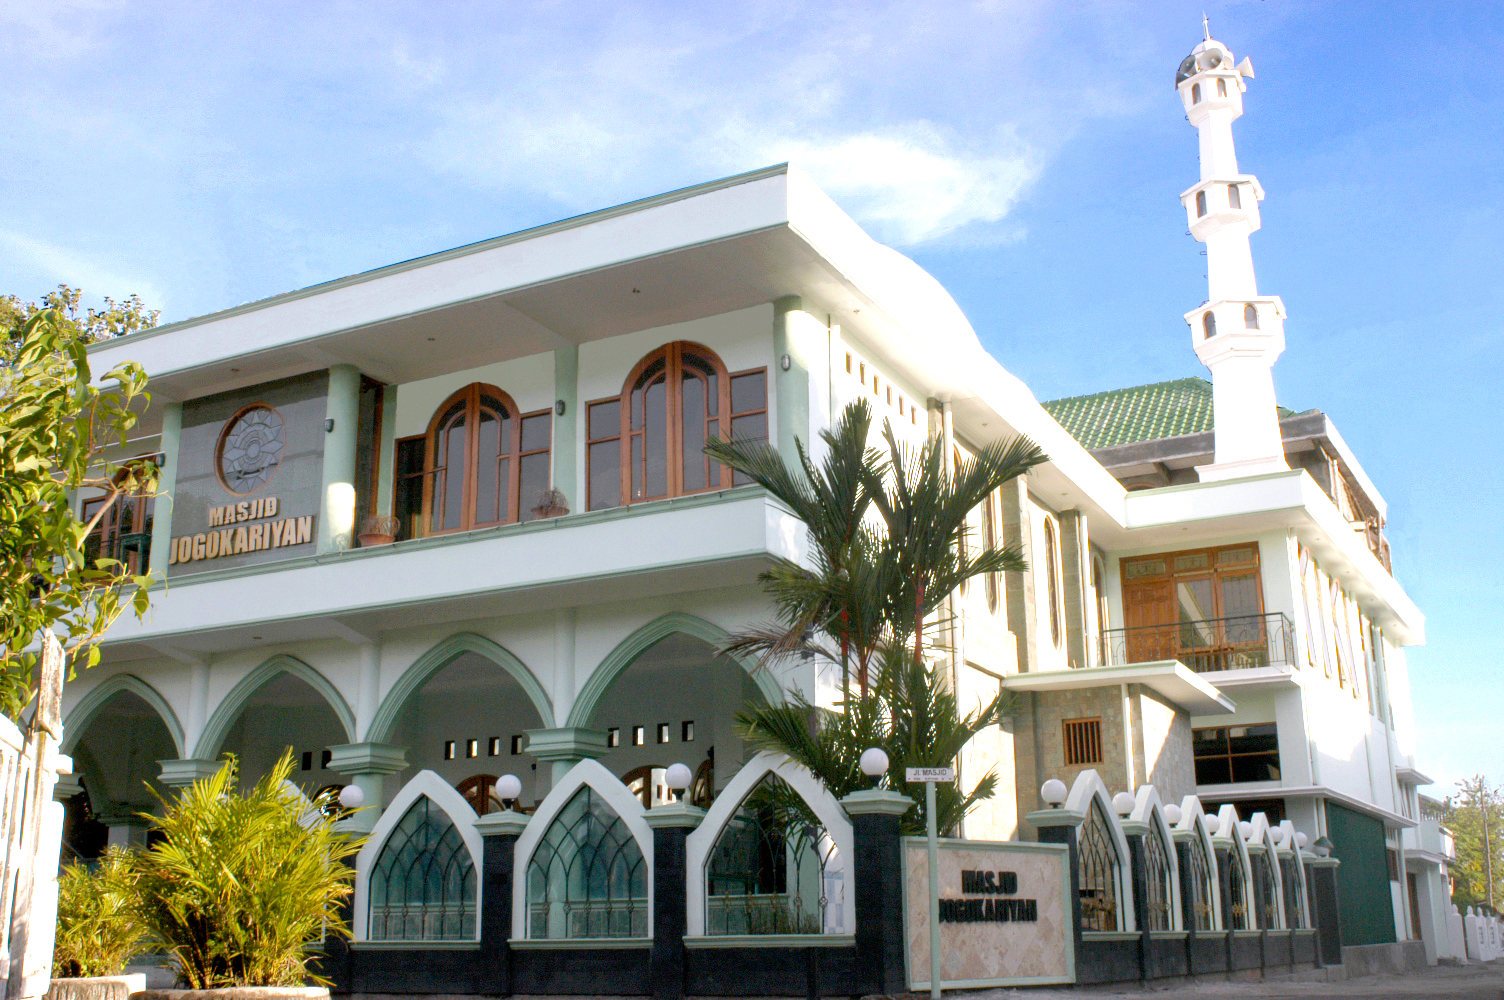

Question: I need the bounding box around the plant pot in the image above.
[46,974,146,1000]
[357,533,396,547]
[134,989,328,1000]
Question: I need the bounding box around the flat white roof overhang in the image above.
[1114,469,1424,645]
[88,163,1127,531]
[1003,660,1236,715]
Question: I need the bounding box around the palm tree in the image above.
[706,400,1047,832]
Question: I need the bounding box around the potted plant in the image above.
[127,750,361,998]
[357,514,399,547]
[49,847,149,1000]
[530,487,569,519]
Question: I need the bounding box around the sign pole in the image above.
[907,765,954,999]
[926,777,941,1000]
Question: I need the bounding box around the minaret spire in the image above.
[1174,29,1289,482]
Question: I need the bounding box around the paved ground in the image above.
[961,960,1504,999]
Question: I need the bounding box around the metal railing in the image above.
[1102,612,1296,674]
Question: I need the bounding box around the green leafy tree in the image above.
[707,399,1047,833]
[1446,775,1504,911]
[130,751,362,988]
[0,307,159,719]
[52,846,149,978]
[2,284,159,366]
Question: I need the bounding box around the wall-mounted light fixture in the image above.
[325,418,335,433]
[779,354,791,371]
[555,400,567,416]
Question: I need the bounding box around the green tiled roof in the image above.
[1041,377,1301,451]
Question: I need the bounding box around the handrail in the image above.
[1101,612,1296,674]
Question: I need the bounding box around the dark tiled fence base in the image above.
[329,944,859,997]
[1077,929,1317,985]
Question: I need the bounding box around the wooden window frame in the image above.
[1063,717,1103,766]
[420,382,551,535]
[586,341,766,509]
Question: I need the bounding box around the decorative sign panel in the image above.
[901,838,1074,990]
[171,372,327,575]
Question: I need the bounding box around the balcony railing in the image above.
[1102,612,1296,674]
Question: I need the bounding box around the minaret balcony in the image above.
[1181,176,1264,240]
[1178,68,1246,122]
[1185,296,1286,364]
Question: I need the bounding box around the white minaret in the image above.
[1176,23,1289,482]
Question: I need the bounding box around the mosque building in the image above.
[62,25,1451,977]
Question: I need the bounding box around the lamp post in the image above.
[496,773,523,811]
[665,763,693,803]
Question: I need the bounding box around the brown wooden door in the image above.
[1124,580,1176,662]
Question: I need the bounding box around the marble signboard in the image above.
[901,837,1074,990]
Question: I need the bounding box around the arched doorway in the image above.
[584,633,763,806]
[64,689,178,857]
[218,672,350,796]
[384,650,549,811]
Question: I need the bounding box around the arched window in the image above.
[1142,822,1175,931]
[1226,845,1251,929]
[1202,311,1217,339]
[982,493,1001,616]
[1191,83,1202,104]
[421,383,552,535]
[1227,183,1242,210]
[527,785,647,939]
[704,772,839,935]
[586,342,767,510]
[1216,78,1228,98]
[1244,303,1259,329]
[1183,833,1217,930]
[456,774,504,816]
[1195,190,1208,217]
[1043,516,1063,648]
[368,796,477,941]
[1078,800,1120,931]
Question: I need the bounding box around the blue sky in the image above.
[3,1,1499,790]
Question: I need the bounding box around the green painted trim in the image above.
[367,632,553,742]
[148,402,182,575]
[1126,468,1305,497]
[564,612,783,729]
[1083,931,1140,942]
[683,934,855,949]
[551,346,579,510]
[506,937,651,950]
[87,165,792,354]
[350,941,478,951]
[62,673,186,757]
[154,484,766,590]
[195,653,357,759]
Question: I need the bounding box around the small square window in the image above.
[466,739,479,759]
[845,353,852,374]
[608,727,621,748]
[873,375,880,395]
[443,740,456,761]
[300,751,313,771]
[859,362,866,382]
[488,737,501,756]
[1063,718,1103,766]
[682,720,695,742]
[320,749,332,770]
[632,726,645,746]
[511,735,524,755]
[657,723,670,744]
[898,397,905,415]
[886,386,892,405]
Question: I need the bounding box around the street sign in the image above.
[906,767,955,783]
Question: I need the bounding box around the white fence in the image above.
[1,634,69,1000]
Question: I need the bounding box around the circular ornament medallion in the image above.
[216,403,285,494]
